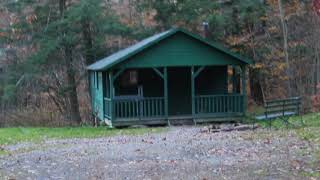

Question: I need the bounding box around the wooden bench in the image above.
[255,97,303,127]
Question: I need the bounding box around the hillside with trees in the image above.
[0,0,319,126]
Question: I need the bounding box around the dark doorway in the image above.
[168,67,192,116]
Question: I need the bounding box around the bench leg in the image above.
[300,115,304,126]
[252,118,256,131]
[285,118,289,129]
[252,114,257,131]
[269,119,272,129]
[281,116,291,129]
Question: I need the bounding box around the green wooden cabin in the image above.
[87,28,252,127]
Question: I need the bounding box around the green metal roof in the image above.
[87,28,252,71]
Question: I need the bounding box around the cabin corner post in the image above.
[109,70,114,124]
[241,65,247,115]
[164,67,169,121]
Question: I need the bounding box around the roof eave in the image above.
[177,29,252,65]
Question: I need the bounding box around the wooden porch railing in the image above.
[105,97,165,119]
[105,94,244,120]
[194,94,244,115]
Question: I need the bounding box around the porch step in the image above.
[168,116,194,125]
[111,116,244,127]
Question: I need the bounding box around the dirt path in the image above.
[0,127,314,180]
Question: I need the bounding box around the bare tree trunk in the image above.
[65,47,81,124]
[278,0,292,96]
[60,0,81,124]
[59,0,66,17]
[81,20,95,66]
[314,46,319,94]
[314,15,320,95]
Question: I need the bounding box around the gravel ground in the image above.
[0,126,315,180]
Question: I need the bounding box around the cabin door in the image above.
[168,67,192,116]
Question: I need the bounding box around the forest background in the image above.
[1,0,320,126]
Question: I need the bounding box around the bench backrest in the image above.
[264,97,301,116]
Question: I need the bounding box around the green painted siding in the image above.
[89,71,104,120]
[89,71,95,111]
[115,32,245,69]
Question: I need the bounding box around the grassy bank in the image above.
[254,113,320,177]
[0,127,166,146]
[255,112,319,129]
[254,113,320,153]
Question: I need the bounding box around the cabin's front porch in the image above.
[103,66,247,127]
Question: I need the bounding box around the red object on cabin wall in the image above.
[314,0,320,15]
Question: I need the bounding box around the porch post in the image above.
[163,67,169,123]
[241,66,247,114]
[109,71,114,124]
[191,66,195,120]
[232,65,237,94]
